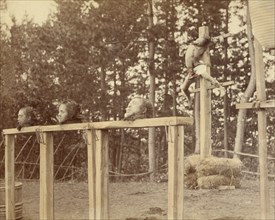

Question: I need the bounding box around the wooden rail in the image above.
[3,116,192,220]
[236,100,275,110]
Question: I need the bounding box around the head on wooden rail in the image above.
[17,106,36,130]
[124,96,153,121]
[56,99,82,124]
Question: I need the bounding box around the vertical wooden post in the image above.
[176,126,184,219]
[95,130,109,220]
[40,132,54,220]
[254,39,270,219]
[168,126,184,219]
[194,80,200,154]
[87,130,96,219]
[199,26,212,158]
[5,134,15,220]
[168,126,177,219]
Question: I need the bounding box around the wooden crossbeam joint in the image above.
[35,128,45,144]
[236,100,275,110]
[191,80,234,93]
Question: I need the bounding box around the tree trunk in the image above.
[223,2,230,157]
[113,65,117,120]
[100,68,107,120]
[234,6,256,158]
[147,0,156,181]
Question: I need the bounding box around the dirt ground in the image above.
[20,178,275,220]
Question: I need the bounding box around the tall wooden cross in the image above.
[193,26,234,159]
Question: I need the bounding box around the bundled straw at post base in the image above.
[185,173,198,189]
[197,175,241,189]
[196,157,243,178]
[184,154,201,174]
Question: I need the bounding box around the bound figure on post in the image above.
[181,33,230,106]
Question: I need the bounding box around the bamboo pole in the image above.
[213,149,275,160]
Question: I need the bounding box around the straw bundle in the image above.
[196,157,243,178]
[184,154,201,174]
[185,173,198,189]
[197,175,241,189]
[184,155,243,189]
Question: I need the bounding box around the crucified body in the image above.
[181,33,231,106]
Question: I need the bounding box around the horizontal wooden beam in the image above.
[191,80,234,93]
[241,170,275,178]
[212,149,275,161]
[236,100,275,110]
[2,117,193,135]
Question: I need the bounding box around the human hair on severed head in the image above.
[17,106,36,130]
[124,96,153,120]
[57,99,82,124]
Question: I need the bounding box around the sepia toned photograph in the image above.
[0,0,274,219]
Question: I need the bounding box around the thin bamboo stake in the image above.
[29,154,40,179]
[16,138,37,178]
[242,170,275,178]
[15,135,33,161]
[213,149,275,160]
[54,143,78,179]
[53,134,66,155]
[62,146,81,179]
[15,161,73,169]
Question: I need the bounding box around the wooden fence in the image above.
[3,116,192,220]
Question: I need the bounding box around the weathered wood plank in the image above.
[236,100,275,109]
[3,117,193,135]
[5,135,15,220]
[176,126,184,220]
[95,130,109,220]
[87,130,96,219]
[40,132,54,220]
[168,126,178,219]
[102,131,109,219]
[167,126,185,219]
[199,26,212,159]
[254,39,270,220]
